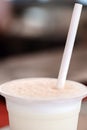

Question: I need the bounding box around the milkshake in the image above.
[0,78,87,130]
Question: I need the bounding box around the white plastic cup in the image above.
[0,78,87,130]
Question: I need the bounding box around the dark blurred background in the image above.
[0,0,72,58]
[0,0,87,83]
[0,0,86,57]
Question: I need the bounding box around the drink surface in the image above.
[0,78,87,100]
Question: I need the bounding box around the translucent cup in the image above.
[0,78,87,130]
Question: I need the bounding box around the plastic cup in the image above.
[0,78,87,130]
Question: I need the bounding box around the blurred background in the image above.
[0,1,87,129]
[0,0,87,84]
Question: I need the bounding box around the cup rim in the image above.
[0,78,87,104]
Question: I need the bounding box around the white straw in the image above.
[57,3,83,89]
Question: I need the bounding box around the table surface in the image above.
[0,42,87,84]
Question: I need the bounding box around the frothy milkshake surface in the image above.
[0,78,87,100]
